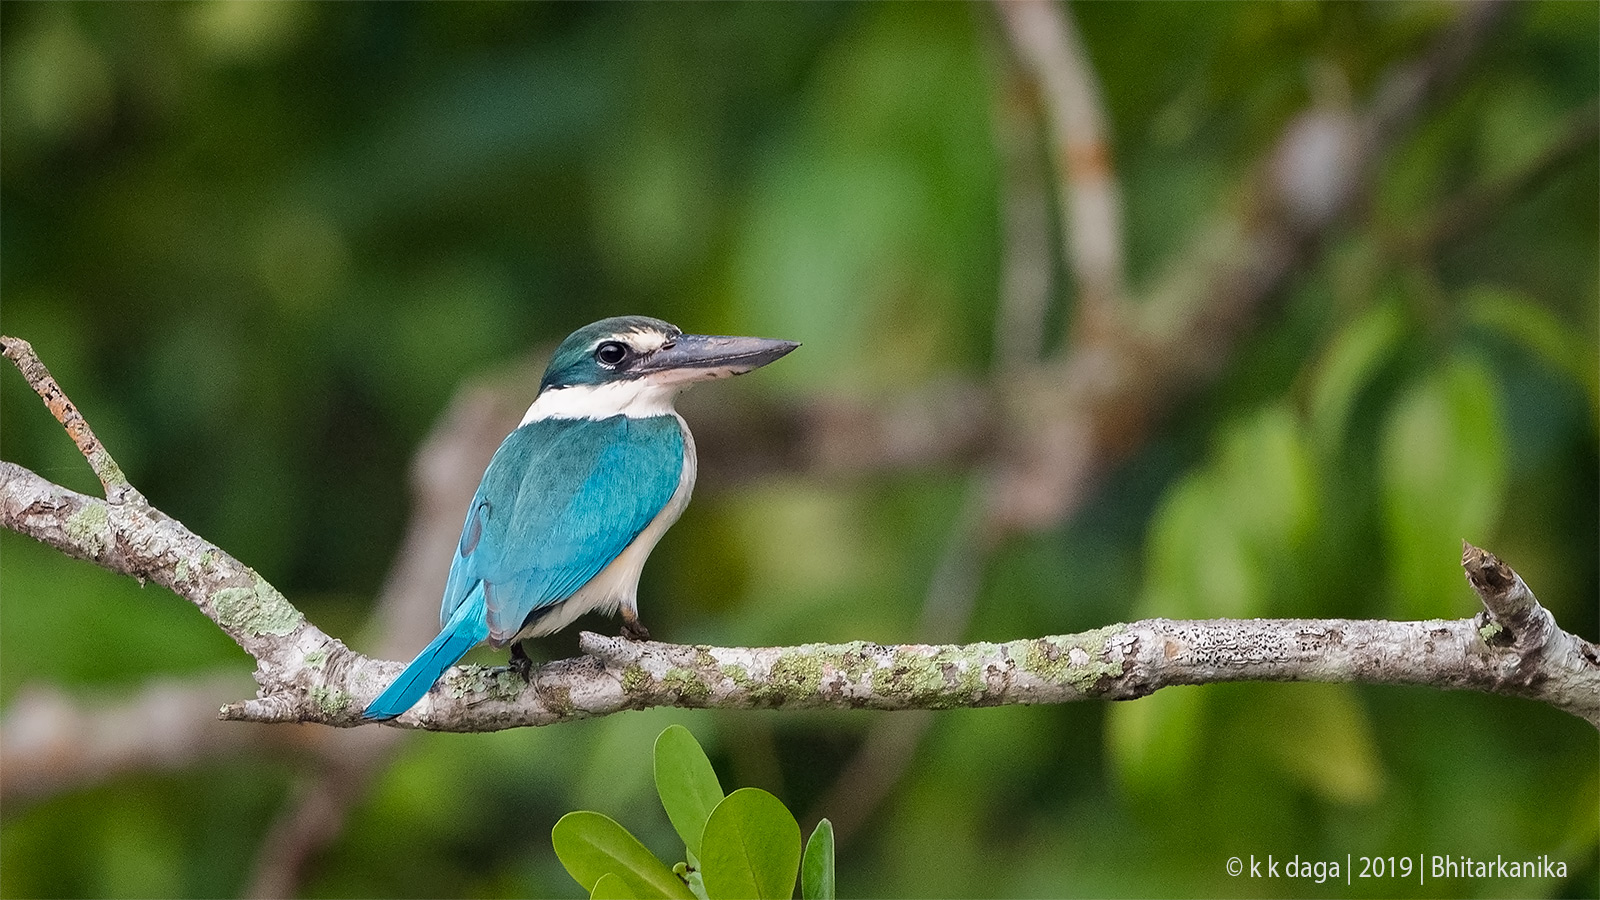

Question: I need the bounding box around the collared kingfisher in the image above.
[363,316,797,721]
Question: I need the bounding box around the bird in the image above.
[362,315,798,721]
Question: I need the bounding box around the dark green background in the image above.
[2,2,1595,898]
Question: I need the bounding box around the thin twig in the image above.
[1368,0,1513,145]
[0,336,143,505]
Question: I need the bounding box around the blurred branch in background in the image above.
[1415,96,1600,252]
[0,673,279,805]
[702,1,1530,525]
[700,83,1598,493]
[985,0,1512,536]
[995,0,1125,327]
[809,0,1523,845]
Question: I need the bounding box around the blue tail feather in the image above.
[363,591,491,721]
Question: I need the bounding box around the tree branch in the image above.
[211,614,1600,731]
[1416,96,1600,251]
[0,342,360,735]
[3,336,1597,736]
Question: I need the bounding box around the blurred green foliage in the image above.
[2,2,1596,898]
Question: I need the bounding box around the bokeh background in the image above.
[2,2,1596,898]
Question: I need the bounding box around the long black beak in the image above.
[636,333,800,382]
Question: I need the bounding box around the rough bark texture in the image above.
[4,454,1597,732]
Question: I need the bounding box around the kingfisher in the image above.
[362,316,798,721]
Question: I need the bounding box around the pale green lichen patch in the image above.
[662,667,712,705]
[870,648,971,708]
[174,558,190,583]
[745,653,823,706]
[1478,620,1505,644]
[444,664,522,702]
[445,666,481,699]
[65,504,110,557]
[491,669,526,701]
[832,642,879,682]
[621,664,651,696]
[212,575,303,637]
[310,685,351,716]
[303,649,327,670]
[719,663,754,689]
[1019,627,1123,692]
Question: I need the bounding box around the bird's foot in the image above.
[620,610,651,642]
[509,643,535,681]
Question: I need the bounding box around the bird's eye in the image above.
[594,341,629,367]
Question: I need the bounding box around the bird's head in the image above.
[527,316,798,421]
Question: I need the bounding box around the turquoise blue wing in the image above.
[440,415,684,645]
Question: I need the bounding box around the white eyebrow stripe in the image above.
[602,329,671,355]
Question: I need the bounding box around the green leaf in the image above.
[700,788,802,900]
[592,873,639,900]
[1465,285,1599,429]
[1140,407,1320,620]
[552,811,695,900]
[1107,687,1208,796]
[654,724,725,862]
[1309,302,1406,454]
[1214,406,1318,552]
[1256,684,1384,805]
[1379,355,1507,618]
[801,819,836,900]
[1144,476,1262,619]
